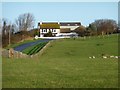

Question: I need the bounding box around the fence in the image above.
[2,49,29,58]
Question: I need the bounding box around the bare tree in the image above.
[15,13,35,31]
[2,19,7,36]
[1,18,11,47]
[93,19,117,35]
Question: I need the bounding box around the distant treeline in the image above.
[74,19,119,37]
[0,13,119,48]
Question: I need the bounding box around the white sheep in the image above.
[110,56,114,58]
[115,56,118,59]
[89,57,92,59]
[92,56,95,58]
[103,56,107,59]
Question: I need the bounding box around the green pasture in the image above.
[2,34,119,88]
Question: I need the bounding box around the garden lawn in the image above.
[2,34,119,88]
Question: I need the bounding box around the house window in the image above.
[53,29,56,32]
[43,29,46,32]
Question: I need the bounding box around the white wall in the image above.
[40,29,60,37]
[40,29,60,33]
[60,26,79,30]
[54,29,60,34]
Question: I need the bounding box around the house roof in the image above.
[38,22,81,29]
[60,22,81,26]
[39,22,60,29]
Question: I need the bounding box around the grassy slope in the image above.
[2,34,118,88]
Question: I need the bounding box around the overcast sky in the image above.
[2,2,118,27]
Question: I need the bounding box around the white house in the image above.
[39,22,60,37]
[38,22,80,38]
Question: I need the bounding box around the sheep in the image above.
[88,56,95,59]
[110,55,114,58]
[89,57,92,59]
[92,56,95,58]
[103,56,107,59]
[115,56,118,59]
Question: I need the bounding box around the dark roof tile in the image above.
[60,22,81,26]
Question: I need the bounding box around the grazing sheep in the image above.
[110,56,114,58]
[115,56,118,59]
[89,56,95,59]
[89,57,92,59]
[92,56,95,58]
[103,56,107,59]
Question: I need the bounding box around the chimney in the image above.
[58,21,60,24]
[40,21,42,25]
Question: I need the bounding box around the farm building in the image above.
[38,22,60,37]
[38,22,80,37]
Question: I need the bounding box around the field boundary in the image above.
[2,40,53,58]
[32,40,53,57]
[2,49,29,58]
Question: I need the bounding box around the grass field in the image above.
[2,34,119,88]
